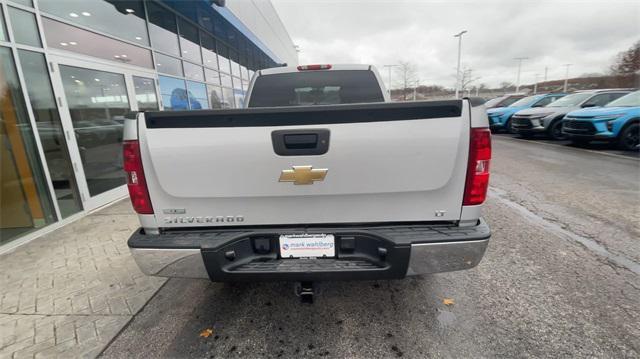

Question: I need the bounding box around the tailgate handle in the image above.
[284,134,317,149]
[272,129,330,156]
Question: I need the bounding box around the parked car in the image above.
[511,89,632,140]
[562,90,640,150]
[124,64,492,302]
[487,93,565,133]
[484,93,526,109]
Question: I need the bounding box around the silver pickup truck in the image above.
[124,64,491,299]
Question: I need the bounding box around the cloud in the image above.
[272,0,640,88]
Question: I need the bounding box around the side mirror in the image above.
[581,103,597,108]
[532,103,544,108]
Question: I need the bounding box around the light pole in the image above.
[514,57,528,93]
[383,64,399,98]
[563,64,572,92]
[454,30,467,99]
[533,74,540,95]
[533,74,540,94]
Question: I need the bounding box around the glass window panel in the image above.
[217,44,231,74]
[183,62,204,82]
[154,52,183,77]
[220,72,233,88]
[205,68,220,85]
[229,50,240,77]
[178,18,201,63]
[42,18,153,68]
[8,7,42,47]
[59,66,129,197]
[9,0,33,6]
[221,87,235,108]
[240,66,248,82]
[200,32,218,70]
[186,81,208,110]
[38,0,148,46]
[133,76,159,111]
[232,76,242,91]
[0,11,8,41]
[158,76,187,111]
[147,1,179,56]
[234,89,245,108]
[0,47,56,244]
[206,85,223,109]
[18,49,82,218]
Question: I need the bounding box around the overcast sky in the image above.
[271,0,640,89]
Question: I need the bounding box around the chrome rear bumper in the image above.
[130,234,490,280]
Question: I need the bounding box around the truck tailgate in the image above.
[138,100,470,227]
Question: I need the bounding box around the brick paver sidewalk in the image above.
[0,200,166,358]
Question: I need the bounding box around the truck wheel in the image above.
[548,120,567,141]
[618,123,639,151]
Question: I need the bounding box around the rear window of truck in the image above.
[248,70,385,108]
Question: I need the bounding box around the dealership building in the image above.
[0,0,297,249]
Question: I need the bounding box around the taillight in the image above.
[123,140,153,214]
[297,64,332,71]
[463,128,491,205]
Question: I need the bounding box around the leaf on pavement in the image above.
[443,298,455,306]
[199,328,214,338]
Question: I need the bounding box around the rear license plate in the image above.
[279,234,335,258]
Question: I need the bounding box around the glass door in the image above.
[48,55,158,211]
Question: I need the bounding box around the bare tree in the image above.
[395,61,418,100]
[459,67,480,93]
[610,40,640,75]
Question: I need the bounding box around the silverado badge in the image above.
[279,165,328,185]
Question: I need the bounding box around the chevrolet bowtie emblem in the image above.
[279,166,328,185]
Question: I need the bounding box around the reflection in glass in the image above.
[8,7,41,47]
[178,18,201,64]
[10,0,33,6]
[183,62,204,82]
[38,0,148,46]
[234,89,245,108]
[0,11,7,41]
[221,87,235,108]
[207,85,223,109]
[147,1,179,56]
[154,52,183,77]
[217,44,231,74]
[186,81,209,110]
[220,72,233,88]
[229,50,241,77]
[200,32,218,70]
[18,50,82,218]
[59,66,129,197]
[159,75,187,111]
[42,18,153,68]
[0,47,56,245]
[133,76,159,111]
[205,68,220,85]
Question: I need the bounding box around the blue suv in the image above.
[562,91,639,150]
[487,93,566,133]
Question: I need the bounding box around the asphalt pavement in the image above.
[101,135,640,358]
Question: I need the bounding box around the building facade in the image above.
[0,0,297,250]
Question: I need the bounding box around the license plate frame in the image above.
[279,233,336,259]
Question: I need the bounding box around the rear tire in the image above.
[618,123,639,151]
[548,120,567,141]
